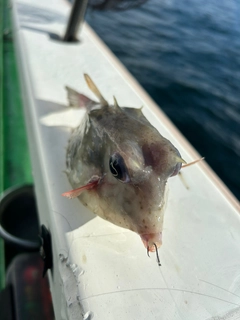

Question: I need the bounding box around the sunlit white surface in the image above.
[12,0,240,319]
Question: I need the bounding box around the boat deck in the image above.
[7,0,240,318]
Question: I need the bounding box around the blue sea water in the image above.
[86,0,240,200]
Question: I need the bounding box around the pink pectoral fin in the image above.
[62,178,100,199]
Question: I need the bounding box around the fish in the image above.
[62,74,202,264]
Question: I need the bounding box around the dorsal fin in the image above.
[84,74,108,107]
[65,86,97,109]
[113,96,118,108]
[113,96,122,110]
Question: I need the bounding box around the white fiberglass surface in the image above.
[12,0,240,319]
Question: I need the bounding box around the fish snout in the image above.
[140,232,162,252]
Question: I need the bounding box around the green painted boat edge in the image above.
[0,0,5,290]
[3,0,32,188]
[0,0,33,289]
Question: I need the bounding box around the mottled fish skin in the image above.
[65,75,184,251]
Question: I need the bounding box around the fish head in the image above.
[99,129,183,250]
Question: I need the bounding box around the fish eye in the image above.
[170,162,182,177]
[109,153,130,183]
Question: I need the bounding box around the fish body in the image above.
[64,75,185,252]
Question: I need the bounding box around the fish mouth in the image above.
[140,232,162,252]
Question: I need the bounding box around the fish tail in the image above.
[65,86,97,109]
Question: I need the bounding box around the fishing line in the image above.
[158,266,184,320]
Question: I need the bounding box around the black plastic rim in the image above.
[0,185,40,250]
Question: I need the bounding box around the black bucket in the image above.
[0,185,40,251]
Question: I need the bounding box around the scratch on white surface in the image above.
[59,254,86,320]
[206,306,240,320]
[77,287,240,307]
[199,279,240,300]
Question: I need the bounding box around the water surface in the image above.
[86,0,240,200]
